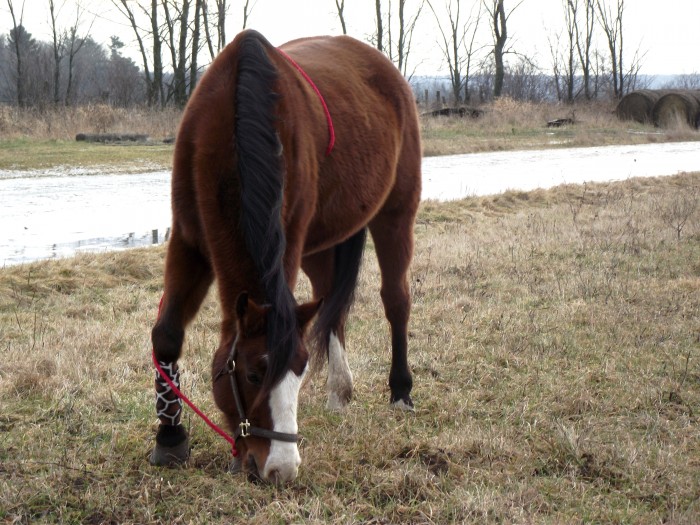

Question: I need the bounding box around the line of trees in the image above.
[2,0,143,107]
[421,0,648,105]
[0,0,668,110]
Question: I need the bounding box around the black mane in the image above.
[235,31,297,389]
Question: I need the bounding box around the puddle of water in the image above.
[1,170,171,266]
[2,142,699,265]
[421,141,700,201]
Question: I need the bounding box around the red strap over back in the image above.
[277,48,336,156]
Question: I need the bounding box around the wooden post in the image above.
[152,229,158,244]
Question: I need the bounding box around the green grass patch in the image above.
[0,138,173,172]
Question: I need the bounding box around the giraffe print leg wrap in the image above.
[155,361,183,426]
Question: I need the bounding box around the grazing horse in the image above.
[150,29,421,484]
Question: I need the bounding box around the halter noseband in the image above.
[217,335,300,444]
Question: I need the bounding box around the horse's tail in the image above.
[311,228,367,371]
[235,30,297,390]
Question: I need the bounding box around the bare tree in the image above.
[60,3,93,105]
[379,0,425,78]
[547,29,564,101]
[48,0,65,105]
[242,0,254,29]
[6,0,26,106]
[202,0,216,59]
[375,0,383,52]
[334,0,347,34]
[49,0,94,105]
[169,0,191,106]
[151,0,164,105]
[216,0,227,50]
[561,0,577,102]
[596,0,645,98]
[428,0,483,104]
[189,0,202,94]
[573,0,595,100]
[113,0,160,106]
[482,0,523,98]
[596,0,623,98]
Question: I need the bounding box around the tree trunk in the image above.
[574,0,595,100]
[189,0,201,97]
[493,0,506,98]
[398,0,406,73]
[49,0,62,105]
[375,0,383,52]
[7,0,25,107]
[152,0,164,106]
[335,0,347,34]
[217,0,226,51]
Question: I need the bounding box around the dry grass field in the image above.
[1,99,699,172]
[1,169,699,523]
[419,98,700,156]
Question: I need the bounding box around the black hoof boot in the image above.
[150,424,190,466]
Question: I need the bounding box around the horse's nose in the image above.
[262,451,300,484]
[263,464,298,484]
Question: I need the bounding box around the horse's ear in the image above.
[236,292,250,320]
[235,292,266,336]
[296,299,323,331]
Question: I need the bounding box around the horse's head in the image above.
[212,292,319,484]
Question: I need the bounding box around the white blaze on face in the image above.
[262,365,306,483]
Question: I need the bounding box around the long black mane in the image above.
[235,31,297,389]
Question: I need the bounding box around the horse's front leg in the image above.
[150,230,213,466]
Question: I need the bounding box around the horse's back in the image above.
[278,35,422,253]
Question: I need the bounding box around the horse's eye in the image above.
[246,371,262,385]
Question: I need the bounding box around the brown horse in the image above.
[150,29,421,484]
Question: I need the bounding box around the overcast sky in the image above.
[4,0,700,77]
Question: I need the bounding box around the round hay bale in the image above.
[652,90,700,129]
[615,89,675,123]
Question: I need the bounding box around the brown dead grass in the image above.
[0,104,181,141]
[1,172,699,523]
[1,99,698,166]
[421,98,700,156]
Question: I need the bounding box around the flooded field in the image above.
[2,141,699,265]
[1,170,170,265]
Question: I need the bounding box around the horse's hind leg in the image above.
[302,249,354,410]
[369,206,416,410]
[150,229,213,465]
[302,228,367,410]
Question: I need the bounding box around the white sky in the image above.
[4,0,700,77]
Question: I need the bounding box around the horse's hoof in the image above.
[391,397,415,412]
[150,425,190,466]
[150,438,190,466]
[326,391,351,411]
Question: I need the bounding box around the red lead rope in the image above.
[277,48,336,156]
[153,296,238,457]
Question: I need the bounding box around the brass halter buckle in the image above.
[239,420,251,438]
